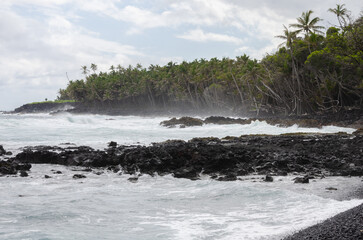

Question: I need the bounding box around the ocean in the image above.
[0,113,361,240]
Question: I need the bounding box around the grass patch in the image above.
[29,100,77,105]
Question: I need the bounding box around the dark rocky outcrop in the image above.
[0,146,31,176]
[0,145,6,156]
[73,174,86,179]
[15,145,117,167]
[128,177,138,183]
[353,128,363,135]
[13,102,78,114]
[0,161,18,175]
[160,116,324,128]
[160,111,362,129]
[160,117,204,127]
[294,176,310,184]
[204,116,252,125]
[108,141,117,147]
[0,160,31,176]
[265,175,274,182]
[9,134,363,180]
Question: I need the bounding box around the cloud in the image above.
[177,29,243,44]
[235,42,278,60]
[0,7,142,83]
[6,0,361,37]
[0,5,143,109]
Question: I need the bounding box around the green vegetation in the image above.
[58,5,362,115]
[29,100,77,105]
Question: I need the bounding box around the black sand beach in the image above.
[284,202,363,240]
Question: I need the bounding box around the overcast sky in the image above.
[0,0,361,110]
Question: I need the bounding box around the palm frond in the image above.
[275,35,287,39]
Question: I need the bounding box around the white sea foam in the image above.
[0,165,361,240]
[0,113,355,152]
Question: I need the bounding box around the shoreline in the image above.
[283,202,363,240]
[281,175,363,239]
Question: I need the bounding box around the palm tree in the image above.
[276,25,302,115]
[276,25,297,49]
[109,65,115,74]
[90,63,97,73]
[81,65,89,76]
[290,10,324,38]
[308,32,324,50]
[328,4,348,29]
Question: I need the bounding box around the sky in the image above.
[0,0,362,110]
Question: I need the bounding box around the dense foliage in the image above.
[58,5,362,115]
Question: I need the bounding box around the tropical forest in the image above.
[58,5,363,116]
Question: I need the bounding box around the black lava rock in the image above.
[128,177,138,183]
[217,173,237,181]
[265,175,274,182]
[108,141,117,147]
[173,168,199,179]
[8,134,363,181]
[0,145,6,156]
[160,117,204,127]
[0,160,31,175]
[294,176,309,184]
[73,174,86,179]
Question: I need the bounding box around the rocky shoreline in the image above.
[160,114,363,129]
[12,101,78,114]
[1,133,362,180]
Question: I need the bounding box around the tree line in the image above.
[58,4,362,115]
